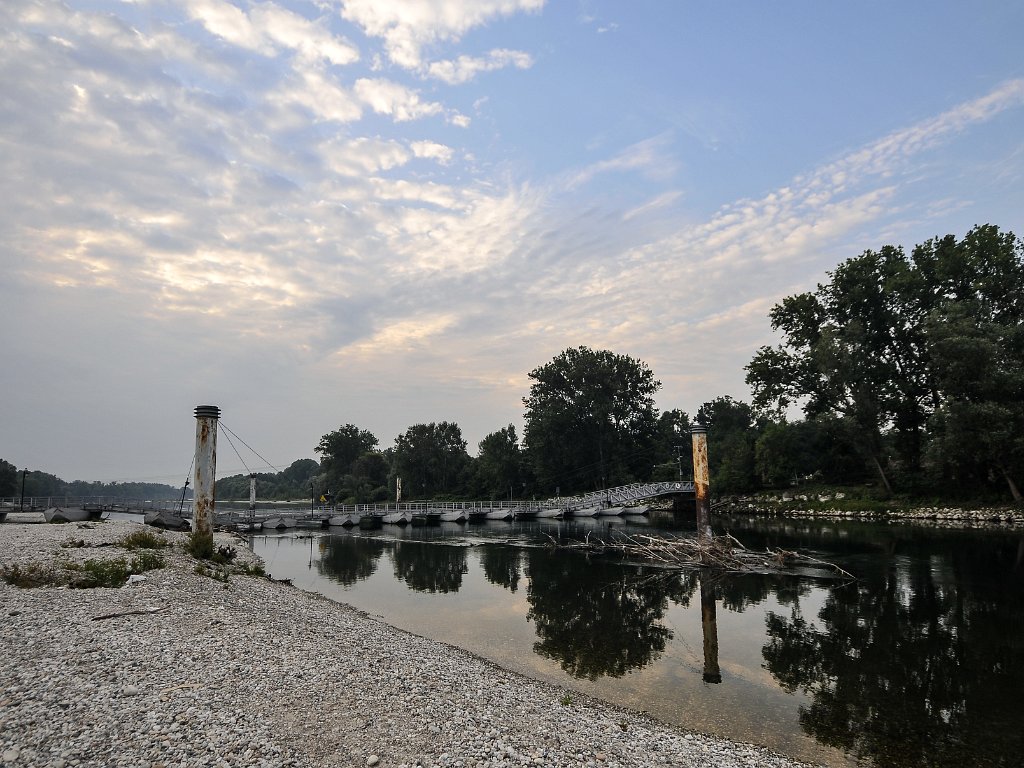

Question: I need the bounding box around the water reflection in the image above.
[479,544,522,592]
[317,535,386,586]
[390,540,468,593]
[756,528,1024,768]
[261,520,1024,768]
[524,549,696,680]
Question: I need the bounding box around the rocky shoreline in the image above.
[0,520,820,768]
[715,494,1024,528]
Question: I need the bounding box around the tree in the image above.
[316,424,379,489]
[696,396,760,493]
[391,421,470,498]
[1,460,20,496]
[523,347,661,495]
[475,424,522,499]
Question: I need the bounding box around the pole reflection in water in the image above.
[700,577,722,684]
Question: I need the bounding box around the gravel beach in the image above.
[0,519,820,768]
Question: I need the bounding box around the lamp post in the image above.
[19,469,29,511]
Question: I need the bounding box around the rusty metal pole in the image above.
[700,577,722,684]
[691,425,712,541]
[193,405,220,550]
[248,473,256,519]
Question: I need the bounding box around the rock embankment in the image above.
[717,494,1024,528]
[0,520,819,768]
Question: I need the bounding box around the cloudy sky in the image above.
[2,0,1023,484]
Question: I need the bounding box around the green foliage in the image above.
[215,458,319,501]
[185,532,215,560]
[1,562,59,588]
[118,529,171,550]
[523,346,661,495]
[392,422,471,498]
[0,459,17,497]
[234,561,266,577]
[475,425,523,499]
[747,224,1024,501]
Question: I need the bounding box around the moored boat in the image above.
[329,513,361,527]
[383,511,412,525]
[536,507,564,519]
[486,508,513,521]
[44,506,92,524]
[597,506,626,516]
[440,509,467,523]
[144,509,190,531]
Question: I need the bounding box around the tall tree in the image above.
[316,424,379,489]
[391,421,470,498]
[475,424,522,499]
[0,459,18,497]
[523,346,661,495]
[696,396,760,493]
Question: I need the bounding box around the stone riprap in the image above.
[0,520,820,768]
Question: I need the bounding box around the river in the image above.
[246,513,1024,768]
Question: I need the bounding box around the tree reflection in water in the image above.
[479,544,522,592]
[524,548,698,680]
[390,540,468,593]
[762,533,1024,768]
[317,535,386,586]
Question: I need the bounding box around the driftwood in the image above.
[547,532,855,581]
[90,607,168,622]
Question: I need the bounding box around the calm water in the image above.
[247,514,1024,768]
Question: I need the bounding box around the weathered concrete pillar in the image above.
[700,578,722,684]
[193,405,220,548]
[691,425,712,540]
[248,473,256,515]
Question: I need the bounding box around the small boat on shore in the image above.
[144,510,190,531]
[44,507,94,524]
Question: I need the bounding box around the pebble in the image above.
[0,521,822,768]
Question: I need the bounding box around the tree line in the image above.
[6,224,1020,505]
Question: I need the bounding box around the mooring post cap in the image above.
[194,405,221,419]
[690,425,707,435]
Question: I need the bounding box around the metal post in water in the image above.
[193,405,221,550]
[691,425,712,541]
[700,578,722,684]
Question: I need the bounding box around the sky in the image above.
[2,0,1023,485]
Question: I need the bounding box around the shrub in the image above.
[119,529,171,550]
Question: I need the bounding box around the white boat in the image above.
[536,507,564,519]
[44,507,91,523]
[440,510,467,523]
[574,506,602,517]
[597,506,626,516]
[383,511,412,525]
[486,508,514,521]
[328,513,361,527]
[622,504,649,515]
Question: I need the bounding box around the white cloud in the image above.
[426,48,533,84]
[411,140,454,164]
[186,0,359,65]
[340,0,545,69]
[322,137,411,175]
[354,77,444,121]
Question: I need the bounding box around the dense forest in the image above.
[5,226,1020,506]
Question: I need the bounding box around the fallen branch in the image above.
[546,532,855,580]
[90,606,168,622]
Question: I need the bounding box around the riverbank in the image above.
[714,493,1024,528]
[0,520,819,768]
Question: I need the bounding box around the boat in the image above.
[328,513,361,527]
[383,511,412,525]
[466,510,488,523]
[411,511,441,526]
[440,509,467,523]
[536,507,565,519]
[358,514,382,529]
[262,517,297,530]
[44,507,93,524]
[622,504,649,516]
[486,508,514,521]
[597,506,626,516]
[513,507,538,520]
[293,518,327,530]
[145,509,190,531]
[574,506,602,517]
